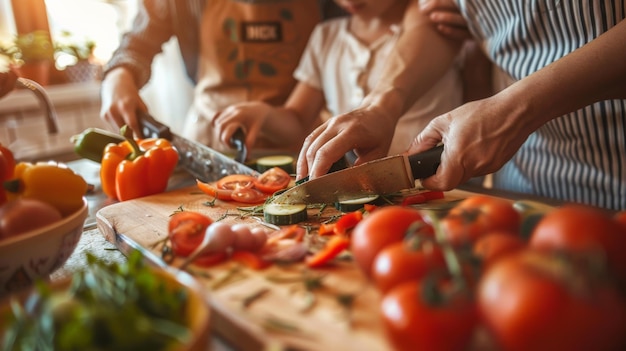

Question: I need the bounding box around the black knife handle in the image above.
[229,128,247,163]
[408,144,444,179]
[137,111,173,140]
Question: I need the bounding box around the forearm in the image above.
[103,0,175,88]
[362,1,463,123]
[499,19,626,133]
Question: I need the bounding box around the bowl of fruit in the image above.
[0,197,88,296]
[0,155,90,296]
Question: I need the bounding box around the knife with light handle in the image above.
[269,145,443,205]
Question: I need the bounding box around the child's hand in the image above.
[419,0,471,41]
[213,101,272,150]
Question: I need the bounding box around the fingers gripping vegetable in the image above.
[4,161,87,216]
[101,125,179,201]
[0,143,16,205]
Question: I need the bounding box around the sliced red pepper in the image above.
[401,191,444,206]
[334,211,363,235]
[363,203,378,213]
[305,235,350,268]
[231,251,271,270]
[318,223,336,236]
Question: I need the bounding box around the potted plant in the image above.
[54,31,101,83]
[2,30,55,86]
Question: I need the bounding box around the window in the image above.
[0,0,137,64]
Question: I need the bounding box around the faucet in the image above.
[15,77,59,134]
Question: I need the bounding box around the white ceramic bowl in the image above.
[0,198,88,296]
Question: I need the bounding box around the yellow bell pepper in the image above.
[4,161,88,216]
[100,125,179,201]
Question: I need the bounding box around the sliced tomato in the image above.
[216,174,256,190]
[230,187,267,204]
[168,211,213,257]
[253,167,291,194]
[196,179,233,200]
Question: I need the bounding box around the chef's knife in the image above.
[138,111,257,182]
[269,145,443,205]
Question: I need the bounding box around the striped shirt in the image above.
[456,0,626,210]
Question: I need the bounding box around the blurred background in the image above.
[0,0,193,161]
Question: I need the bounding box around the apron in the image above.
[183,0,321,151]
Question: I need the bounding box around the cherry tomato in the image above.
[351,206,431,278]
[372,236,447,293]
[253,167,290,194]
[196,179,233,200]
[529,204,626,286]
[381,278,477,351]
[167,211,213,257]
[439,195,520,247]
[230,187,267,204]
[0,198,62,240]
[478,249,626,351]
[472,230,526,268]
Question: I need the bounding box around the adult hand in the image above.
[99,67,147,137]
[212,101,272,150]
[296,105,396,180]
[407,95,532,190]
[419,0,471,41]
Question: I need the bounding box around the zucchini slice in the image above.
[335,195,380,212]
[264,203,307,225]
[256,155,294,174]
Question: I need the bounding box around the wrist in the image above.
[361,86,409,124]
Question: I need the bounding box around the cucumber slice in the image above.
[264,203,307,225]
[335,195,380,212]
[256,155,294,174]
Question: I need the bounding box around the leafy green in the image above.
[1,251,192,351]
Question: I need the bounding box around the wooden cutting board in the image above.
[96,185,477,351]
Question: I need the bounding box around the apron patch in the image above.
[241,22,282,42]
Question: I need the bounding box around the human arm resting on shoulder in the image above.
[408,19,626,190]
[297,1,463,180]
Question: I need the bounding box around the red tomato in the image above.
[230,187,267,204]
[472,230,526,268]
[196,179,233,200]
[351,206,431,278]
[167,211,213,257]
[216,174,255,190]
[0,198,62,240]
[439,195,520,247]
[381,279,477,351]
[478,250,626,351]
[253,167,290,194]
[529,204,626,286]
[371,237,447,293]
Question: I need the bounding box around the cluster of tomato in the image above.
[195,167,291,204]
[348,195,626,351]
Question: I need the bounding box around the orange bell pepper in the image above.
[100,126,179,201]
[0,143,15,205]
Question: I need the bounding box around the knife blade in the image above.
[229,128,247,164]
[138,112,257,182]
[269,145,443,205]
